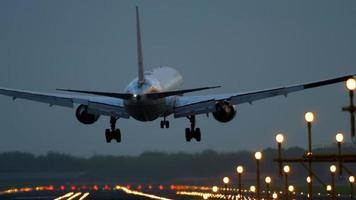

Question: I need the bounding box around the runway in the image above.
[0,184,195,200]
[0,184,344,200]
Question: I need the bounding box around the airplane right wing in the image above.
[0,87,129,118]
[173,74,355,118]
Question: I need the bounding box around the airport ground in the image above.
[1,183,352,200]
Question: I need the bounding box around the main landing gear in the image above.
[105,117,121,143]
[160,117,170,128]
[185,115,201,142]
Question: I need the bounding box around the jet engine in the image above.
[212,101,237,123]
[76,105,100,125]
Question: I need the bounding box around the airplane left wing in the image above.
[173,74,355,118]
[0,87,129,118]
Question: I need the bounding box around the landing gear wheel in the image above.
[185,115,202,142]
[195,128,201,142]
[165,121,170,128]
[105,129,111,143]
[113,129,121,143]
[185,128,191,142]
[105,117,121,143]
[160,119,170,128]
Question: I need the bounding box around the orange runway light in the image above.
[103,185,111,190]
[47,185,54,191]
[92,185,99,191]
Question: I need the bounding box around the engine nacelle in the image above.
[76,105,100,125]
[212,101,237,123]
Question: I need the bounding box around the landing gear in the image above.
[160,117,170,128]
[105,117,121,143]
[185,115,201,142]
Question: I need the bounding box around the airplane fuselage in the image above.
[123,66,183,121]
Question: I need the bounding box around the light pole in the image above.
[305,112,314,200]
[255,151,262,200]
[326,184,332,197]
[306,176,312,199]
[335,133,344,177]
[330,165,337,200]
[275,133,284,176]
[342,78,356,143]
[265,176,271,200]
[305,112,315,155]
[223,177,230,199]
[250,185,256,198]
[272,192,278,199]
[349,176,354,199]
[236,165,244,199]
[288,185,295,199]
[283,165,290,200]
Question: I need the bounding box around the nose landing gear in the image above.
[105,117,121,143]
[160,117,170,128]
[185,115,201,142]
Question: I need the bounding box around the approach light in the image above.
[326,185,332,191]
[336,133,344,143]
[272,192,278,199]
[305,112,315,123]
[330,165,337,173]
[283,165,290,173]
[275,133,284,143]
[255,151,262,160]
[346,78,356,90]
[250,185,256,193]
[265,176,271,184]
[306,176,311,183]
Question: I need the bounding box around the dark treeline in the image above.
[1,145,356,187]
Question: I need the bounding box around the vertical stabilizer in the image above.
[136,6,145,86]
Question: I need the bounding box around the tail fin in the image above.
[136,6,144,86]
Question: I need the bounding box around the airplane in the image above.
[0,6,354,143]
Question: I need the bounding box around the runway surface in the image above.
[0,184,347,200]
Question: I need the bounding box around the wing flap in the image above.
[87,101,129,118]
[174,100,216,118]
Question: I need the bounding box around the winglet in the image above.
[136,6,145,87]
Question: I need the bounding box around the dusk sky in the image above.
[0,0,355,156]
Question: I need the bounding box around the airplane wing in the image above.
[0,87,129,118]
[173,74,355,118]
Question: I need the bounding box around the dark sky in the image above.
[0,0,355,156]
